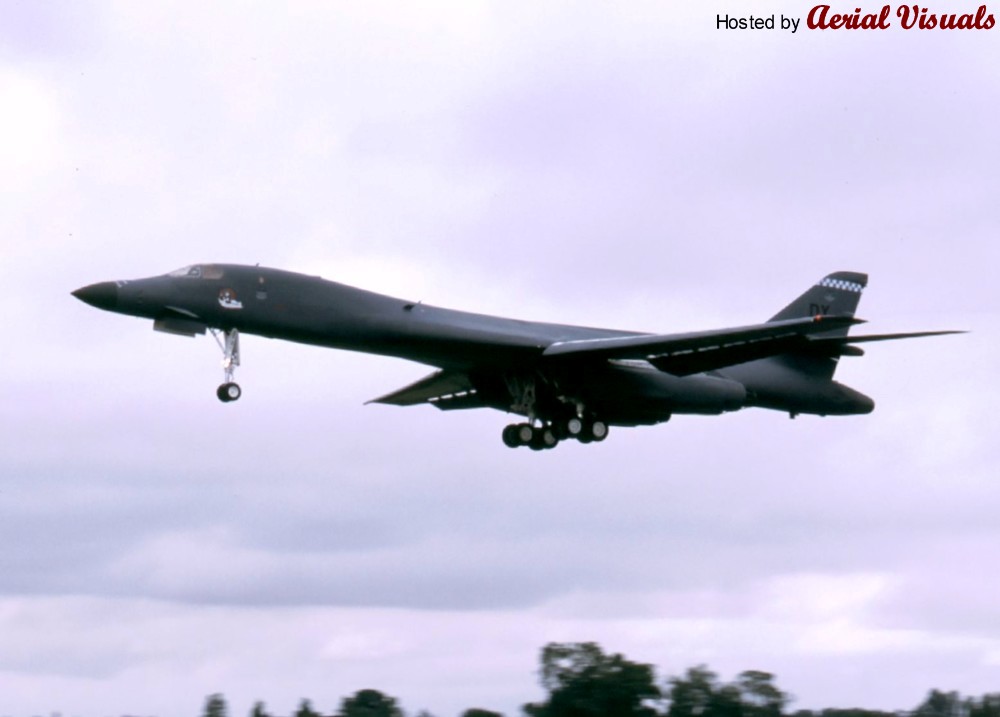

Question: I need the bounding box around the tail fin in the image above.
[770,271,867,331]
[768,271,868,379]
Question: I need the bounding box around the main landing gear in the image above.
[211,328,242,402]
[501,416,609,450]
[499,372,609,449]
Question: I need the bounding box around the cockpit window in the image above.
[168,265,201,278]
[167,264,224,279]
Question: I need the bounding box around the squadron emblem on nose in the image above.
[218,288,243,310]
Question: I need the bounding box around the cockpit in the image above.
[167,264,225,279]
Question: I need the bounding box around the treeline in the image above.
[199,641,1000,717]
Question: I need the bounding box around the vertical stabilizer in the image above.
[767,271,868,379]
[770,271,867,334]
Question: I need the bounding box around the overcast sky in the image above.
[2,2,999,716]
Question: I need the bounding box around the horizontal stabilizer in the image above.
[368,370,485,410]
[814,329,967,344]
[790,330,966,360]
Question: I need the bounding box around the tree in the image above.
[915,691,964,717]
[203,694,228,717]
[249,702,272,717]
[523,641,661,717]
[666,665,791,717]
[295,699,322,717]
[735,671,787,717]
[790,709,901,717]
[970,695,1000,717]
[463,710,505,717]
[667,665,720,717]
[708,683,744,717]
[338,688,404,717]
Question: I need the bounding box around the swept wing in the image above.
[368,369,485,410]
[370,315,863,406]
[542,314,862,376]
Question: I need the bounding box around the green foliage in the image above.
[202,694,228,717]
[523,641,661,717]
[249,701,271,717]
[703,683,744,717]
[666,665,719,717]
[338,688,404,717]
[180,644,1000,717]
[914,691,1000,717]
[789,708,902,717]
[915,690,964,717]
[970,695,1000,717]
[666,664,790,717]
[736,670,787,717]
[295,698,322,717]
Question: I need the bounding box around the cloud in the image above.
[1,1,998,716]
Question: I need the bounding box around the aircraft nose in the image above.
[72,281,119,311]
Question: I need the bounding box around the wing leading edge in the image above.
[367,369,485,410]
[542,314,863,376]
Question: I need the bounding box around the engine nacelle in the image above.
[664,372,747,414]
[586,363,747,424]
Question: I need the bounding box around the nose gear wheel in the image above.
[217,382,242,402]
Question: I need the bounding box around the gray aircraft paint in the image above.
[73,265,960,448]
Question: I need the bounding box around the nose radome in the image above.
[72,281,119,311]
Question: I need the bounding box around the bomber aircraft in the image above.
[73,265,959,449]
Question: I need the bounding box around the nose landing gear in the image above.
[211,328,242,402]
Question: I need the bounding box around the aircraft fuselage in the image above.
[73,263,920,448]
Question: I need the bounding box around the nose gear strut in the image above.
[211,328,242,402]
